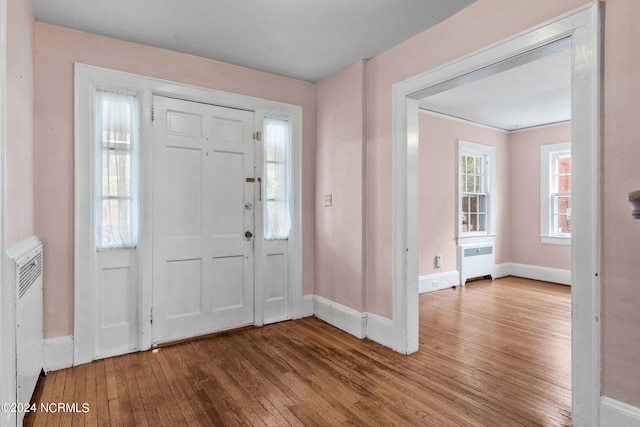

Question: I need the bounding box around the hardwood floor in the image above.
[25,277,571,426]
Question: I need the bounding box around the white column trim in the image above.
[44,336,74,372]
[0,0,12,425]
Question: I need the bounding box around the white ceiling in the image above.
[31,0,475,82]
[418,41,572,131]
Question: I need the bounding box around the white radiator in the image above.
[458,242,495,285]
[8,237,44,425]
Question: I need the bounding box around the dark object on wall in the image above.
[628,190,640,218]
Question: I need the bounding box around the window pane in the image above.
[264,117,291,240]
[470,195,478,213]
[465,175,474,192]
[478,194,486,213]
[475,157,482,175]
[95,90,139,249]
[554,195,572,234]
[266,162,284,201]
[469,213,478,232]
[102,149,131,198]
[478,213,487,232]
[100,199,132,248]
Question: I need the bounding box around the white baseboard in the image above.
[44,335,74,372]
[493,262,571,285]
[313,295,366,339]
[419,270,460,293]
[311,295,395,350]
[493,262,512,279]
[301,294,314,317]
[600,396,640,427]
[366,312,394,348]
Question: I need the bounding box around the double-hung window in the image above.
[263,116,292,240]
[94,90,140,249]
[541,142,571,245]
[458,141,496,238]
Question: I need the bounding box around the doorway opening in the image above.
[391,4,600,425]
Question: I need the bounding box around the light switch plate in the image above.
[324,194,333,207]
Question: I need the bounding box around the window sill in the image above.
[457,234,496,245]
[540,236,571,246]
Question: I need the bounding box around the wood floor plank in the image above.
[93,360,110,427]
[28,277,571,426]
[111,356,134,426]
[121,354,151,427]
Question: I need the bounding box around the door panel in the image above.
[210,151,245,235]
[210,255,245,310]
[166,259,202,318]
[95,249,137,357]
[153,96,255,344]
[263,240,289,324]
[166,146,203,236]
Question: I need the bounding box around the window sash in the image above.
[546,147,571,238]
[551,192,571,236]
[461,193,488,233]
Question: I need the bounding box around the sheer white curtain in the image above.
[264,116,292,240]
[94,90,140,248]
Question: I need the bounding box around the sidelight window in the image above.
[264,116,292,240]
[95,90,140,249]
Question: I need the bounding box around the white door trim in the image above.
[74,64,303,364]
[0,0,11,424]
[391,3,600,426]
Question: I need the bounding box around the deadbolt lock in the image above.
[245,203,252,210]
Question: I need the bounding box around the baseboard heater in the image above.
[458,242,495,285]
[8,237,44,426]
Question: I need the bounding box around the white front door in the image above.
[152,96,256,344]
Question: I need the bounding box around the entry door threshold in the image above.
[152,325,256,349]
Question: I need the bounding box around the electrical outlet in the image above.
[432,281,439,288]
[435,255,442,268]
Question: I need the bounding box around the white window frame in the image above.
[457,140,496,241]
[540,142,571,246]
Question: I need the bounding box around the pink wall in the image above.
[364,0,590,318]
[418,113,510,276]
[509,123,571,270]
[601,0,640,406]
[314,61,365,310]
[418,116,572,277]
[6,0,35,246]
[34,23,316,338]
